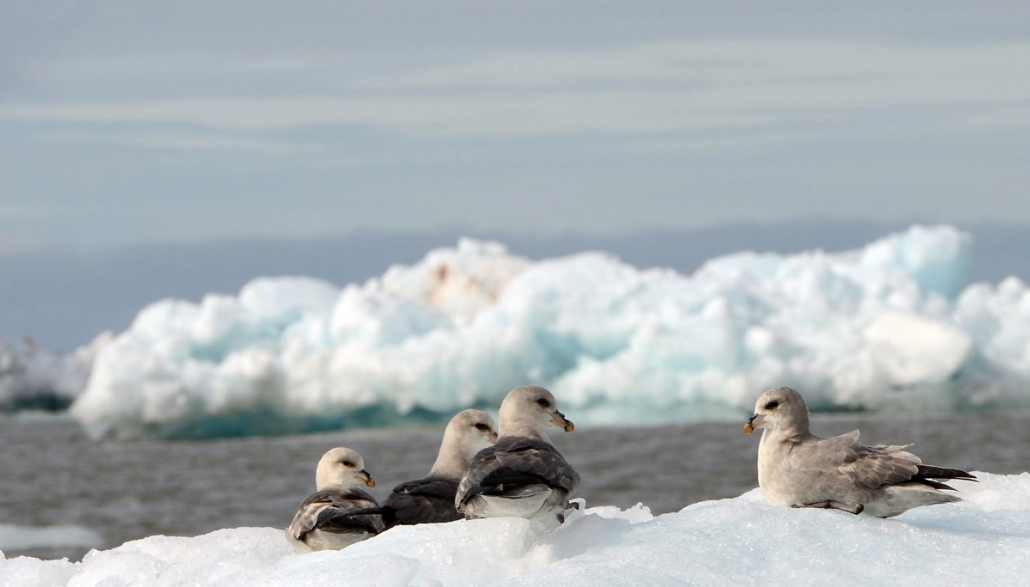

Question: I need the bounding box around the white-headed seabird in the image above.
[380,409,498,527]
[455,386,580,527]
[285,447,384,552]
[745,386,976,517]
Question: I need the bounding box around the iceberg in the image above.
[1,472,1026,586]
[70,226,1030,439]
[0,334,109,412]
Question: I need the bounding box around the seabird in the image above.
[380,409,498,527]
[745,386,976,517]
[285,447,384,552]
[455,385,580,527]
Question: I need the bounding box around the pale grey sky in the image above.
[1,0,1029,255]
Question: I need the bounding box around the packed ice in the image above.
[2,472,1026,586]
[64,226,1030,439]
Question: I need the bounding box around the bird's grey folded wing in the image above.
[337,488,386,533]
[384,478,461,525]
[805,430,920,491]
[456,447,503,507]
[287,493,333,539]
[457,439,579,508]
[494,440,580,494]
[288,489,383,539]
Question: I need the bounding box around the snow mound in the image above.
[70,225,1030,439]
[2,473,1026,586]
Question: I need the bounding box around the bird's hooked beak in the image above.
[489,431,499,443]
[358,469,376,488]
[551,410,575,433]
[744,414,765,435]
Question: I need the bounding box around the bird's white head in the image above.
[447,408,498,456]
[430,409,498,478]
[497,385,575,440]
[744,386,809,435]
[314,447,376,491]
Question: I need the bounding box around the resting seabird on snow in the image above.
[285,447,384,553]
[744,386,976,517]
[455,386,580,526]
[380,409,498,528]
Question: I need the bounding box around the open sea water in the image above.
[2,410,1029,561]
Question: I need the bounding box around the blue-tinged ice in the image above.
[67,227,1030,439]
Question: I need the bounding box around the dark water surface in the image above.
[2,411,1028,561]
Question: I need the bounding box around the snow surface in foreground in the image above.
[69,225,1030,438]
[2,472,1027,587]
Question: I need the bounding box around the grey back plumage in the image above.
[287,487,384,541]
[830,431,920,489]
[456,437,580,511]
[789,430,974,493]
[381,478,463,527]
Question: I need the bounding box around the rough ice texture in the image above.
[1,473,1025,586]
[0,334,110,412]
[68,226,1030,439]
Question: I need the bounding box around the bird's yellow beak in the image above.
[744,414,765,435]
[358,469,376,488]
[551,410,575,433]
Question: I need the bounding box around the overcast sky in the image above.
[2,0,1030,256]
[4,2,1030,349]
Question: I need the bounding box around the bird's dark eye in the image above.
[341,460,354,467]
[536,398,550,407]
[474,423,490,431]
[763,400,780,410]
